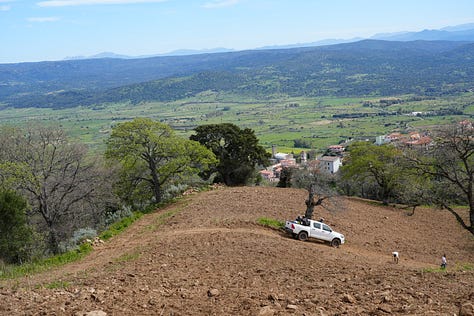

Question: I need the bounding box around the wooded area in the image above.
[0,121,271,264]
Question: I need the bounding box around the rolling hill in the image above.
[1,40,474,109]
[1,186,473,315]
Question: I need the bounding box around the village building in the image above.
[376,130,432,148]
[259,169,275,181]
[317,156,343,174]
[327,145,344,154]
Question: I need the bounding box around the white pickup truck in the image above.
[284,218,345,247]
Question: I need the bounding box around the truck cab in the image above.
[285,218,345,247]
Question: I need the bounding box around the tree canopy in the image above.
[190,123,270,186]
[341,141,404,204]
[106,118,217,205]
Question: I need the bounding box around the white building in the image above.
[375,135,389,145]
[274,152,292,161]
[318,156,343,174]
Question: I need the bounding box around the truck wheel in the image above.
[331,238,341,248]
[298,231,308,241]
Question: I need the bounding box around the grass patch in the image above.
[257,217,285,229]
[99,211,143,240]
[421,267,447,273]
[457,263,474,271]
[0,243,93,280]
[421,262,474,273]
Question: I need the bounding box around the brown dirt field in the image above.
[1,186,473,315]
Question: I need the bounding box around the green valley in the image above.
[1,91,472,153]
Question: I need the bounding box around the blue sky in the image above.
[1,0,474,63]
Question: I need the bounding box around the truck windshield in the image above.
[323,224,331,232]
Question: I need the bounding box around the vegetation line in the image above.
[0,243,93,280]
[1,209,147,279]
[99,211,144,241]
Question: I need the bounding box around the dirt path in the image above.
[1,186,473,315]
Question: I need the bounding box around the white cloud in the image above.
[202,0,239,9]
[37,0,166,7]
[27,16,60,22]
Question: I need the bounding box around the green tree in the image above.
[190,123,271,186]
[277,167,294,188]
[0,190,34,264]
[341,141,404,204]
[105,118,216,205]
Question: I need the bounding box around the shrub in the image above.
[0,190,35,264]
[58,228,98,253]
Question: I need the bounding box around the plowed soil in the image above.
[1,186,473,315]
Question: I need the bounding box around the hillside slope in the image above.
[3,40,474,109]
[1,186,473,315]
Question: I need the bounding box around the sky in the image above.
[1,0,474,63]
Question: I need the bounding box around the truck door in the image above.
[320,224,333,241]
[311,222,325,240]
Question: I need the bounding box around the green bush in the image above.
[59,227,98,253]
[0,190,35,264]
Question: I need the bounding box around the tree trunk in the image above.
[408,204,418,216]
[304,185,324,219]
[148,158,162,204]
[48,229,60,254]
[442,202,474,237]
[470,204,474,236]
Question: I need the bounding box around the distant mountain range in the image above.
[65,48,236,60]
[2,39,474,109]
[371,25,474,42]
[1,22,474,110]
[63,23,474,60]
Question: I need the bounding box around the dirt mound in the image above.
[1,186,473,315]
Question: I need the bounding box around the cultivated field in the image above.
[1,92,473,152]
[1,186,473,315]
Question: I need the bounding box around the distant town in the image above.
[258,121,474,182]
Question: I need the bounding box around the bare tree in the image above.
[405,123,474,235]
[293,168,342,219]
[0,125,117,253]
